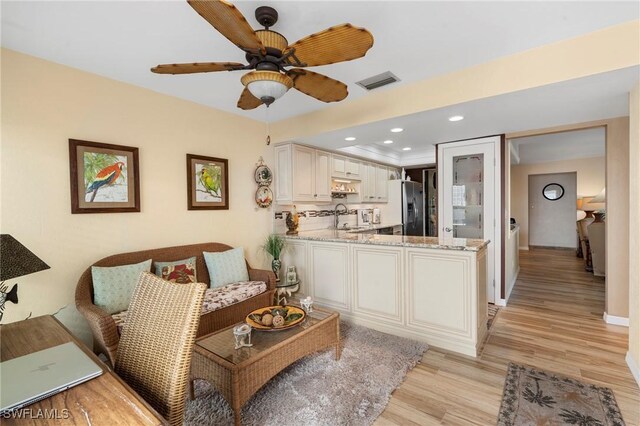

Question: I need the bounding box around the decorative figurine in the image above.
[233,323,253,349]
[301,296,314,313]
[286,205,299,235]
[286,266,297,284]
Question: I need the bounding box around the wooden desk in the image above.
[1,315,167,425]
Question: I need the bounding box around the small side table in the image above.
[275,280,299,305]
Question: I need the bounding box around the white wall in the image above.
[1,49,274,342]
[511,156,605,249]
[528,172,577,248]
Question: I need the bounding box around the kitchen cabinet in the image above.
[275,143,331,204]
[363,162,377,202]
[308,241,350,312]
[332,155,361,179]
[283,234,488,357]
[375,165,388,202]
[351,245,403,325]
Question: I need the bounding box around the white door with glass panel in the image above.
[438,137,499,303]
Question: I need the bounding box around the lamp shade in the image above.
[591,188,606,203]
[241,70,293,105]
[580,196,595,211]
[0,234,50,281]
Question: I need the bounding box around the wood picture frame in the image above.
[187,154,229,210]
[69,139,140,214]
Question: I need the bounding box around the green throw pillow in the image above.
[154,256,197,277]
[92,259,152,314]
[203,247,249,288]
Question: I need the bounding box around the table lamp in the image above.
[0,234,50,321]
[587,188,606,222]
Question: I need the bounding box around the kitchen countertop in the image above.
[281,229,489,252]
[338,223,402,233]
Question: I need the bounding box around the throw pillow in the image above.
[92,259,152,314]
[203,247,249,288]
[154,256,197,277]
[161,263,196,284]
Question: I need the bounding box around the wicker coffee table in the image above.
[189,306,340,426]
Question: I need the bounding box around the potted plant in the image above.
[262,234,286,282]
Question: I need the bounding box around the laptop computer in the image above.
[0,341,103,413]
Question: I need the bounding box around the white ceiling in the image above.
[511,128,606,165]
[298,66,638,166]
[2,1,638,123]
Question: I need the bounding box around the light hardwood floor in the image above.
[376,248,640,425]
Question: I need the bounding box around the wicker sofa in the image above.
[76,242,276,366]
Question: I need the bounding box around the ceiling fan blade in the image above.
[187,0,263,53]
[285,24,373,67]
[237,87,262,110]
[151,62,245,74]
[288,69,348,103]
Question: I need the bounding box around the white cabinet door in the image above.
[332,154,346,178]
[315,150,332,202]
[375,165,388,202]
[309,242,350,312]
[292,145,315,202]
[274,144,292,204]
[364,163,377,203]
[352,245,403,324]
[345,158,361,179]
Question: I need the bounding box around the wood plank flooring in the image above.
[376,248,640,425]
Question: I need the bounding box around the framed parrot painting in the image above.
[187,154,229,210]
[69,139,140,213]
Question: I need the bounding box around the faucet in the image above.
[334,203,348,229]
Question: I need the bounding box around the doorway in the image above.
[528,172,577,249]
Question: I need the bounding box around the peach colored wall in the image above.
[1,49,274,342]
[510,156,605,248]
[628,82,640,384]
[605,117,630,319]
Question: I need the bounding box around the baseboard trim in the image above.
[603,312,629,327]
[626,352,640,387]
[518,246,529,251]
[494,299,507,307]
[505,266,520,302]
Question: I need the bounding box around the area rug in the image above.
[184,321,428,425]
[498,363,625,426]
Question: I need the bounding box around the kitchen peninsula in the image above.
[280,230,490,357]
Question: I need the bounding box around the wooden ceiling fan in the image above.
[151,0,374,110]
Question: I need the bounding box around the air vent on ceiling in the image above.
[356,71,400,91]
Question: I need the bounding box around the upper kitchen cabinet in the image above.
[275,144,331,204]
[375,164,389,202]
[332,154,361,179]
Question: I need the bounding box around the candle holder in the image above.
[300,296,314,313]
[233,323,253,349]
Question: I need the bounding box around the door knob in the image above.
[445,227,452,232]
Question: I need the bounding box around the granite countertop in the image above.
[281,229,489,252]
[339,223,402,233]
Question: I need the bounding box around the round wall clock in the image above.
[255,186,273,208]
[254,164,273,186]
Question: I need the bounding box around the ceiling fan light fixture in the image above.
[241,70,293,105]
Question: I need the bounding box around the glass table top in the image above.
[196,306,335,366]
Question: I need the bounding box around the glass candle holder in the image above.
[233,323,253,349]
[301,296,314,313]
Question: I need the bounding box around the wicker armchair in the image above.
[115,272,206,426]
[76,242,276,366]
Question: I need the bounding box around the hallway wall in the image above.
[628,82,640,386]
[511,156,605,249]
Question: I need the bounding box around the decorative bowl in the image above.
[246,305,306,331]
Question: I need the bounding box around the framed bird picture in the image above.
[69,139,140,214]
[187,154,229,210]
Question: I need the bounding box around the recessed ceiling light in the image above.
[402,147,412,151]
[344,136,356,141]
[448,115,464,122]
[383,140,394,144]
[390,128,403,133]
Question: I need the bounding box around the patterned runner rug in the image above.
[498,363,625,425]
[184,321,428,425]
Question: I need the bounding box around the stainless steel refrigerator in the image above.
[388,180,424,236]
